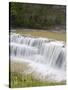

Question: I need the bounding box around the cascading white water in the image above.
[10,32,66,82]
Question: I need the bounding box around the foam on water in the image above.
[10,32,66,82]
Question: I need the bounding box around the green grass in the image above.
[10,72,66,88]
[10,60,66,88]
[15,29,66,42]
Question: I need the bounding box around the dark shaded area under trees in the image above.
[9,2,66,30]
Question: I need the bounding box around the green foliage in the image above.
[10,72,66,88]
[10,2,66,29]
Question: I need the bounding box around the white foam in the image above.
[10,32,66,82]
[11,56,66,82]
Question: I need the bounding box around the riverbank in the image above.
[10,60,66,88]
[11,29,66,41]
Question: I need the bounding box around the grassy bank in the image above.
[15,29,66,41]
[10,72,65,88]
[10,61,66,88]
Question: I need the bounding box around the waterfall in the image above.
[10,32,66,82]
